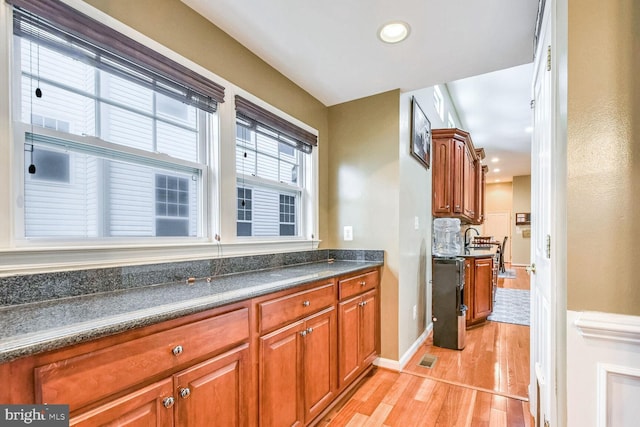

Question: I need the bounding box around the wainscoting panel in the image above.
[567,310,640,427]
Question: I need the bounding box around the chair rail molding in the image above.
[574,311,640,345]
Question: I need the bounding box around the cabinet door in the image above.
[473,257,494,319]
[338,296,361,389]
[303,308,336,424]
[70,379,173,427]
[174,344,249,427]
[453,140,465,214]
[433,139,452,214]
[463,145,476,219]
[259,321,304,427]
[360,290,377,366]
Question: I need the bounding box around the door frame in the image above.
[530,0,568,425]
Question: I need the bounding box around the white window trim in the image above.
[0,0,320,276]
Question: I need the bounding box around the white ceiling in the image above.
[447,63,534,181]
[182,0,538,180]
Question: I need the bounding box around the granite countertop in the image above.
[433,245,499,259]
[461,245,499,258]
[0,260,381,363]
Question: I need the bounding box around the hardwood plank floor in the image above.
[498,264,530,290]
[320,370,532,427]
[320,264,533,426]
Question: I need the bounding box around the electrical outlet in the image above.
[414,216,419,230]
[343,226,353,241]
[412,305,417,320]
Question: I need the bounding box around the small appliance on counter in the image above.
[432,218,461,257]
[432,257,466,350]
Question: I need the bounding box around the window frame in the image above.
[234,109,308,241]
[0,1,319,275]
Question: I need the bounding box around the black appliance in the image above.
[432,257,467,350]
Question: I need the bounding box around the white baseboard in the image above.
[374,323,432,372]
[567,310,640,427]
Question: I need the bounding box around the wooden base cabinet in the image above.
[259,307,336,427]
[338,290,377,389]
[464,257,494,327]
[70,379,174,427]
[71,344,249,427]
[174,344,249,427]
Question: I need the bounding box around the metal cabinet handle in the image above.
[446,205,450,209]
[302,300,310,307]
[172,345,183,356]
[163,397,175,408]
[179,387,191,399]
[360,281,366,286]
[306,327,313,334]
[300,330,307,337]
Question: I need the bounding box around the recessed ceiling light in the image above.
[491,157,499,163]
[378,21,410,44]
[525,126,533,133]
[494,168,501,173]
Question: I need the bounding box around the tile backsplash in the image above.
[0,249,383,307]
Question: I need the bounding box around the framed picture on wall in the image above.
[411,96,431,169]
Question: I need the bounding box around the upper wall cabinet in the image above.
[432,129,486,225]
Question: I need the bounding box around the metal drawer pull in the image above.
[306,327,313,334]
[163,397,175,408]
[360,281,366,286]
[300,330,307,337]
[179,387,191,399]
[172,345,183,356]
[302,300,310,307]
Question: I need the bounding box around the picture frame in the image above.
[410,96,431,169]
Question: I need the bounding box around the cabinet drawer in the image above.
[338,270,379,300]
[35,308,249,412]
[259,282,334,333]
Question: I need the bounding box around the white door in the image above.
[530,1,556,425]
[484,211,511,263]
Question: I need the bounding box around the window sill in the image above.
[0,239,321,277]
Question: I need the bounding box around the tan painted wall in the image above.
[327,90,401,359]
[567,0,640,315]
[84,0,330,245]
[512,175,531,265]
[485,182,513,213]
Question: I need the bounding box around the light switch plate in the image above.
[343,226,353,241]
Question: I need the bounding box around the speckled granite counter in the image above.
[461,245,499,258]
[0,258,382,363]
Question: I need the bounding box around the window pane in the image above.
[157,93,197,127]
[21,76,96,137]
[20,39,95,94]
[24,144,199,238]
[100,71,153,113]
[101,103,153,152]
[30,147,70,183]
[157,121,198,162]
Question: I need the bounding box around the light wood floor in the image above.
[320,265,532,426]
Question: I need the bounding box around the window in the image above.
[237,187,252,237]
[279,194,296,236]
[434,86,444,121]
[235,96,316,238]
[10,1,224,240]
[155,174,190,236]
[28,146,70,183]
[447,112,455,129]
